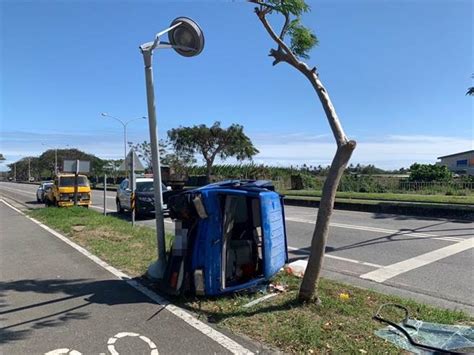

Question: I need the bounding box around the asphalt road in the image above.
[1,181,473,314]
[0,198,257,354]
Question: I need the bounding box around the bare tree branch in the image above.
[251,5,300,65]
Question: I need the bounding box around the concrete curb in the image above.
[284,197,474,221]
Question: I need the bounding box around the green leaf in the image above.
[287,19,318,59]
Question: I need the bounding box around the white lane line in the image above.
[360,237,474,283]
[287,246,382,268]
[0,199,253,355]
[285,216,465,243]
[0,186,36,197]
[90,205,115,212]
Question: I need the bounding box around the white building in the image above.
[437,150,474,175]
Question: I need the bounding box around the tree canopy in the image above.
[409,163,452,182]
[168,121,259,181]
[8,149,105,180]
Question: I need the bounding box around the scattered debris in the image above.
[339,292,350,301]
[373,303,474,354]
[269,283,288,293]
[243,293,278,308]
[71,225,85,232]
[285,259,307,278]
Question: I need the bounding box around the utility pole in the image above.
[28,158,31,182]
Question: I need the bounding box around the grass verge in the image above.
[281,190,474,205]
[177,273,472,353]
[28,207,472,353]
[28,206,171,276]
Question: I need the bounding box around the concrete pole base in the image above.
[147,259,166,280]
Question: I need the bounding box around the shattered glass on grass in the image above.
[375,319,474,354]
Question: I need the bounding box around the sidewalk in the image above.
[0,200,255,354]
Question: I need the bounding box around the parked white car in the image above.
[36,181,53,202]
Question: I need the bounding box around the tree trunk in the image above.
[292,67,356,302]
[205,160,213,184]
[250,6,357,302]
[298,140,356,301]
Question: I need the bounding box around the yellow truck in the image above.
[45,174,91,207]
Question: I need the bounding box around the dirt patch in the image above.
[72,225,85,232]
[71,226,131,242]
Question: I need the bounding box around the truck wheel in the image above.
[116,199,124,213]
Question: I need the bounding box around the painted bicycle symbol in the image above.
[45,331,159,355]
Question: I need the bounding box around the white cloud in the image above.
[250,133,473,169]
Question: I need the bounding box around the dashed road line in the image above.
[287,246,382,268]
[285,216,465,242]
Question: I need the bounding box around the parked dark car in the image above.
[116,178,171,217]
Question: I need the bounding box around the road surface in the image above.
[1,181,473,314]
[0,198,257,354]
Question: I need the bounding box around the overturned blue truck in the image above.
[163,180,289,296]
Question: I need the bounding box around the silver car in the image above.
[36,181,53,202]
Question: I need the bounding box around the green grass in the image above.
[28,207,171,276]
[28,207,472,353]
[178,272,472,354]
[281,190,474,205]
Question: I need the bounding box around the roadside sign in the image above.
[119,150,145,172]
[63,160,90,173]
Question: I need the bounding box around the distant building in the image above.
[437,150,474,175]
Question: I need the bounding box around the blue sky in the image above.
[1,0,472,170]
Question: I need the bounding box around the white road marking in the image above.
[0,199,253,355]
[90,205,115,212]
[0,185,37,197]
[285,216,465,243]
[360,237,474,283]
[107,332,159,355]
[44,349,81,355]
[287,246,382,268]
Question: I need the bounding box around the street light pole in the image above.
[28,158,31,182]
[140,17,205,280]
[100,113,146,164]
[141,48,167,279]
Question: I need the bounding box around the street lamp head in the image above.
[168,17,205,57]
[101,112,108,117]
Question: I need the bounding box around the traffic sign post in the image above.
[130,150,136,226]
[74,159,79,206]
[103,174,107,216]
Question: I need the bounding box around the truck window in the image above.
[59,176,89,187]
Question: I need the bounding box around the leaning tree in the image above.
[250,0,356,302]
